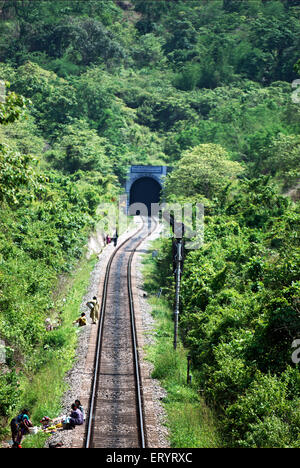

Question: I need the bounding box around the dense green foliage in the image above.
[168,177,300,447]
[0,0,299,447]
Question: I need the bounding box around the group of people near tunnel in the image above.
[106,229,118,247]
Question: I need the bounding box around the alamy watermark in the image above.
[292,79,300,104]
[96,197,204,250]
[0,339,5,364]
[0,80,6,103]
[291,339,300,365]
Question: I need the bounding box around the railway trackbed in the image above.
[84,217,157,448]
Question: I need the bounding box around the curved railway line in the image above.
[85,217,157,448]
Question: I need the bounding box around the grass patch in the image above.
[142,246,221,448]
[21,431,50,449]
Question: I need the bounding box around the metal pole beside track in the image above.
[173,240,182,350]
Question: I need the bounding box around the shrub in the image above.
[224,372,297,447]
[43,329,68,350]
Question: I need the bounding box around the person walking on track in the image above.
[113,230,118,247]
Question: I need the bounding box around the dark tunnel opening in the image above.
[129,177,162,216]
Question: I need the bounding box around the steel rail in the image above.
[84,217,157,448]
[127,217,157,448]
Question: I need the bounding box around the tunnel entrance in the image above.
[129,176,162,216]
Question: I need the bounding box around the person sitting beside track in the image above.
[64,404,84,430]
[75,400,85,421]
[73,312,87,327]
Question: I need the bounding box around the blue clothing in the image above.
[17,413,29,421]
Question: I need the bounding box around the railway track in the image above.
[85,217,157,448]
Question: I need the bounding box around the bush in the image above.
[224,371,299,447]
[43,329,68,350]
[0,371,20,417]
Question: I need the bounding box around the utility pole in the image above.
[173,238,183,350]
[187,355,192,385]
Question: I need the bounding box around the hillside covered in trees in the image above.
[0,0,299,448]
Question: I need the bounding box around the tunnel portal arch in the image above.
[129,176,162,215]
[125,165,169,216]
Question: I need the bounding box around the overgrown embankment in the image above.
[142,240,221,449]
[150,176,300,448]
[0,140,118,432]
[15,252,99,448]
